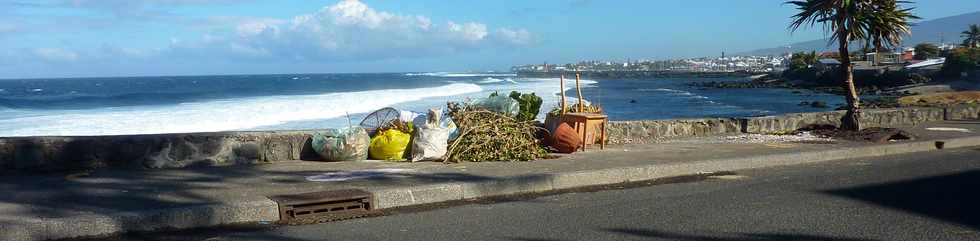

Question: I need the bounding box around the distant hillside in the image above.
[740,11,980,56]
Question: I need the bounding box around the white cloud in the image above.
[234,18,284,37]
[326,0,394,28]
[34,48,79,62]
[100,44,152,59]
[173,0,533,62]
[495,28,534,45]
[447,22,488,42]
[228,42,269,57]
[11,0,534,65]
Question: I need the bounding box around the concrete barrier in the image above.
[607,107,949,143]
[740,111,844,134]
[605,118,741,144]
[0,131,324,172]
[2,106,977,173]
[945,104,980,120]
[741,107,945,134]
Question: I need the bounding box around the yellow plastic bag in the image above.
[369,129,412,161]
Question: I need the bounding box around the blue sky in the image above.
[1,0,978,79]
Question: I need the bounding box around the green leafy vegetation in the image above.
[788,51,819,71]
[509,91,543,122]
[940,47,980,78]
[963,24,980,48]
[445,102,547,162]
[913,43,940,60]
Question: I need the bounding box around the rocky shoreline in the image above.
[517,70,758,79]
[688,74,911,110]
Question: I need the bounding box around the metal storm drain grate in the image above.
[269,189,379,224]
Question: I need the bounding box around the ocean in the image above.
[0,73,844,137]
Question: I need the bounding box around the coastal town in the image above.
[511,43,960,76]
[512,55,788,74]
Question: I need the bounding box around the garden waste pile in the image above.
[310,89,605,163]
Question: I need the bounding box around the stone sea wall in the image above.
[606,106,961,144]
[0,131,322,172]
[945,104,980,120]
[605,118,741,144]
[739,107,946,135]
[1,105,978,173]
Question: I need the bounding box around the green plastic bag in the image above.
[473,94,520,116]
[311,127,370,162]
[369,129,412,161]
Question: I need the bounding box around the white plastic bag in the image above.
[411,127,450,162]
[410,109,450,162]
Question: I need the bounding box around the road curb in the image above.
[10,136,980,241]
[369,136,980,209]
[1,197,279,241]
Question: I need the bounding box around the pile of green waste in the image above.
[445,99,547,163]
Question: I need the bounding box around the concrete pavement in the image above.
[3,121,980,241]
[102,146,980,241]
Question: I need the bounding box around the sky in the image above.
[1,0,979,79]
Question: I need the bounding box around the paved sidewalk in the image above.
[2,121,980,241]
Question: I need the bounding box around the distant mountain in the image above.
[740,11,980,56]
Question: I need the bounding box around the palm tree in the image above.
[863,0,918,65]
[787,0,870,131]
[963,24,980,48]
[786,0,916,131]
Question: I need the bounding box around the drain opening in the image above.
[269,189,379,224]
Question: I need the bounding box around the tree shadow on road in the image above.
[602,228,880,241]
[69,225,317,241]
[0,162,546,219]
[825,169,980,230]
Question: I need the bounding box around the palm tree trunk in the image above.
[873,36,881,66]
[838,31,862,131]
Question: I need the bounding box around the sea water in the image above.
[0,73,842,137]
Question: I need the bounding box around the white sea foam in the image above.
[479,77,505,84]
[485,77,598,119]
[317,76,596,128]
[406,72,517,77]
[441,73,517,77]
[638,88,712,100]
[0,76,602,136]
[478,77,519,84]
[0,83,482,137]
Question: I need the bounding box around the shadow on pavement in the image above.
[69,225,315,241]
[940,120,980,125]
[0,163,507,218]
[507,238,567,241]
[825,169,980,230]
[602,228,880,241]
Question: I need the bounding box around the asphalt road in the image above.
[90,147,980,241]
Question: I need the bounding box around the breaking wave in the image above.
[0,83,482,137]
[406,72,517,77]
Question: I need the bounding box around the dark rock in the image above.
[810,101,828,108]
[629,99,638,103]
[848,128,915,143]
